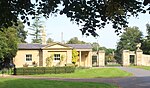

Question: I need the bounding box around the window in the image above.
[26,54,32,61]
[54,54,60,61]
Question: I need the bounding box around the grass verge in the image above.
[33,68,132,78]
[0,78,117,88]
[131,66,150,70]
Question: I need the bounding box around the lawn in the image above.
[33,68,132,78]
[0,78,117,88]
[132,66,150,70]
[106,64,121,67]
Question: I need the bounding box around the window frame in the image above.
[54,54,60,61]
[25,54,32,62]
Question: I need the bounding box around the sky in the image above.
[25,12,150,49]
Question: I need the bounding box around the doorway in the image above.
[130,55,135,65]
[92,56,98,67]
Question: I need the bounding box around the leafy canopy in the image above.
[115,27,143,63]
[141,23,150,54]
[67,37,86,44]
[12,21,27,43]
[47,38,54,43]
[0,0,149,36]
[0,27,19,68]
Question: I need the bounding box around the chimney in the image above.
[41,25,46,44]
[61,32,65,44]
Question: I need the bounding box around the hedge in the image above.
[15,66,75,75]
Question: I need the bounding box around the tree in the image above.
[67,37,86,44]
[141,39,150,54]
[12,21,27,43]
[47,38,54,43]
[0,0,149,37]
[105,48,115,63]
[146,23,150,38]
[29,15,43,43]
[115,27,143,63]
[141,23,150,54]
[91,42,100,51]
[0,27,19,69]
[72,49,79,65]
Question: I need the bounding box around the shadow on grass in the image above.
[0,77,117,88]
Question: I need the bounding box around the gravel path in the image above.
[117,67,150,88]
[118,67,150,77]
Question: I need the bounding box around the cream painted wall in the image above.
[98,50,105,66]
[13,50,40,67]
[42,49,72,67]
[66,50,72,64]
[81,52,88,67]
[14,44,93,67]
[76,51,92,67]
[88,51,92,67]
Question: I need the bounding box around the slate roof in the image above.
[18,43,46,49]
[18,43,92,49]
[67,44,92,49]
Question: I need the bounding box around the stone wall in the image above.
[122,50,130,66]
[142,54,150,66]
[122,49,150,66]
[92,50,105,67]
[98,50,105,66]
[136,49,143,66]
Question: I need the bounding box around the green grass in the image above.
[0,78,117,88]
[106,64,121,67]
[33,68,132,78]
[132,66,150,70]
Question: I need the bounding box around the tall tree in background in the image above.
[104,48,115,63]
[0,27,19,69]
[67,37,86,44]
[91,42,115,63]
[13,21,27,43]
[141,23,150,54]
[91,42,100,51]
[115,27,143,63]
[47,38,54,43]
[29,15,43,43]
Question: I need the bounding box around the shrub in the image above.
[46,54,54,67]
[15,66,75,75]
[23,63,29,67]
[72,49,79,65]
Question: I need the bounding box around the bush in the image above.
[15,66,75,75]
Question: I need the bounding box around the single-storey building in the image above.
[13,43,95,67]
[13,43,105,68]
[13,27,105,68]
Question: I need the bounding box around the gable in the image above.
[43,43,72,49]
[49,44,69,48]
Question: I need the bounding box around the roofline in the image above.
[18,48,42,50]
[42,42,73,49]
